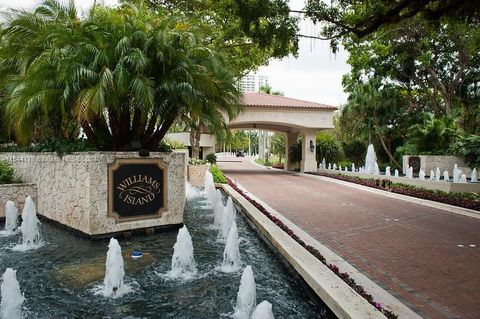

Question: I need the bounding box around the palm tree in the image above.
[0,1,240,150]
[183,55,241,158]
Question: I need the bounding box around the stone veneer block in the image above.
[187,164,209,187]
[0,183,37,218]
[0,152,186,237]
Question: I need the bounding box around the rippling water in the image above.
[0,192,332,318]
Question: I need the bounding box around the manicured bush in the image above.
[206,153,217,165]
[0,160,15,184]
[210,165,227,184]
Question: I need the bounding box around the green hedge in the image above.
[210,165,227,184]
[0,139,173,155]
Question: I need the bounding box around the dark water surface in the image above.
[0,192,329,318]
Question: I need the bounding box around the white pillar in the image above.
[285,132,298,171]
[300,129,317,173]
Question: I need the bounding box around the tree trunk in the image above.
[190,128,202,159]
[377,133,402,168]
[145,111,177,148]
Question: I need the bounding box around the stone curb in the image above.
[220,184,388,319]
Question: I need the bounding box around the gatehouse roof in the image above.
[241,92,337,110]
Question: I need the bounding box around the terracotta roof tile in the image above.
[241,92,337,110]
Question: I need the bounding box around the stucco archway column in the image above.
[300,129,318,173]
[285,132,298,171]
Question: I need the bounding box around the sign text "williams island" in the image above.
[117,174,161,206]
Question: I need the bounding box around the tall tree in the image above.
[141,0,299,76]
[304,0,479,49]
[338,81,415,167]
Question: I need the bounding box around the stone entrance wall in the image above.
[0,183,37,219]
[0,152,186,237]
[403,155,472,176]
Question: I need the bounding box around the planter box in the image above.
[0,152,186,238]
[317,168,480,194]
[0,183,37,219]
[187,164,209,187]
[402,155,472,176]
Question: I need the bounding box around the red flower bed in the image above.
[314,172,480,212]
[226,177,398,319]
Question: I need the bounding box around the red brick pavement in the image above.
[218,156,480,319]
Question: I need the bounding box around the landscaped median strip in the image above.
[312,172,480,212]
[222,177,400,319]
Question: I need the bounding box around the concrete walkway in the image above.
[218,156,480,319]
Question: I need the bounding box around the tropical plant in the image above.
[407,112,460,154]
[183,60,241,158]
[0,1,239,150]
[270,133,285,163]
[259,84,284,96]
[0,160,14,184]
[316,132,342,164]
[163,138,187,150]
[451,135,480,168]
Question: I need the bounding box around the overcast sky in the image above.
[0,0,350,106]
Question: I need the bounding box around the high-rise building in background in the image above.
[238,73,269,92]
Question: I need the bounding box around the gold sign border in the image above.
[108,158,168,223]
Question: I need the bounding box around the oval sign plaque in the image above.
[108,158,168,221]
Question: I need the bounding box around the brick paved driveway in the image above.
[218,156,480,319]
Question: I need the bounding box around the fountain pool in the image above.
[0,191,330,318]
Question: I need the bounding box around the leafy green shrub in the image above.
[156,142,173,152]
[210,165,227,184]
[164,139,187,150]
[395,143,418,157]
[451,135,480,168]
[407,112,459,154]
[336,160,353,168]
[188,158,207,165]
[0,160,15,184]
[316,132,343,164]
[206,153,217,165]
